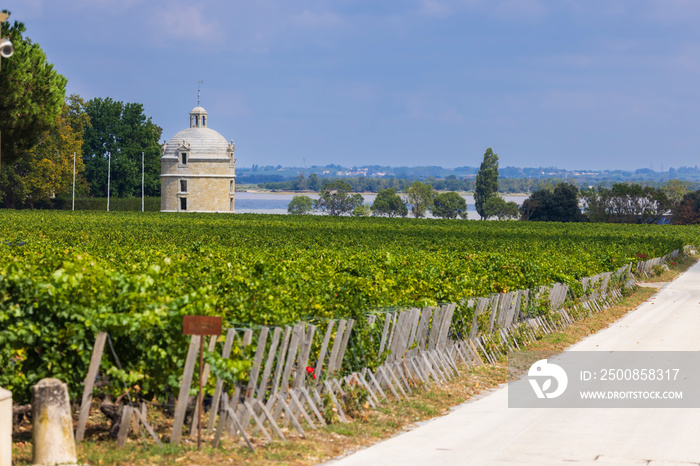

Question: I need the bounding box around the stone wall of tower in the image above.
[161,177,179,212]
[160,158,235,213]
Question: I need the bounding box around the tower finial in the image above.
[197,80,204,106]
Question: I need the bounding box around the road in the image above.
[331,260,700,465]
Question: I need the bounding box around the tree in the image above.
[474,148,499,220]
[672,190,700,225]
[7,95,91,207]
[308,173,321,191]
[662,179,690,204]
[287,195,314,214]
[500,200,520,220]
[483,196,520,220]
[662,179,690,218]
[353,204,371,217]
[405,181,435,218]
[579,187,607,223]
[291,173,307,191]
[521,183,583,222]
[83,97,162,198]
[581,183,670,223]
[371,188,408,217]
[314,180,363,215]
[431,191,468,219]
[0,12,67,206]
[0,13,67,171]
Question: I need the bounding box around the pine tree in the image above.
[0,12,67,206]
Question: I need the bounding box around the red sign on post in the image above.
[182,315,222,450]
[182,315,222,336]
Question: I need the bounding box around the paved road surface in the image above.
[331,261,700,465]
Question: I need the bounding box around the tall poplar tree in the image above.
[474,147,499,220]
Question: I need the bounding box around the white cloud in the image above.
[639,0,700,24]
[400,91,467,125]
[7,0,43,15]
[342,82,377,104]
[418,0,452,18]
[65,0,146,13]
[410,0,547,21]
[670,45,700,74]
[540,88,652,121]
[289,10,343,28]
[156,5,224,42]
[492,0,546,21]
[554,0,700,24]
[208,90,252,119]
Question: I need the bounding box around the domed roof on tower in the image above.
[161,107,234,159]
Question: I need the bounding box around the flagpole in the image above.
[107,151,111,212]
[142,151,145,212]
[72,152,76,211]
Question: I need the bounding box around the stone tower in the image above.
[160,107,236,213]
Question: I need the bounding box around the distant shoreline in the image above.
[238,187,529,197]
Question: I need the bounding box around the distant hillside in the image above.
[237,164,700,189]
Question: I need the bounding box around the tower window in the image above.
[230,180,234,192]
[180,197,187,211]
[180,180,188,192]
[181,152,188,165]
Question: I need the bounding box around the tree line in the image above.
[256,171,700,196]
[287,180,469,219]
[287,180,476,219]
[289,149,700,225]
[522,180,700,225]
[0,13,162,209]
[254,173,587,194]
[287,149,520,220]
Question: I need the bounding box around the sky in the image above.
[6,0,700,170]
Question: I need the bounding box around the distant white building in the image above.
[160,107,236,213]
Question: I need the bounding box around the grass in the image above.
[11,254,697,465]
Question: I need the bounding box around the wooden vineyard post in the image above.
[180,315,222,450]
[171,337,199,444]
[76,332,107,442]
[207,329,236,434]
[314,321,335,381]
[189,335,218,438]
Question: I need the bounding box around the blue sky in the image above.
[7,1,700,170]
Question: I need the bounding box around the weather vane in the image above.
[197,80,204,106]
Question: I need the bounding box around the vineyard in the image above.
[1,211,699,407]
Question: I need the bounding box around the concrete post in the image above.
[32,378,78,466]
[0,387,11,466]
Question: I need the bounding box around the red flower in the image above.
[306,366,316,379]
